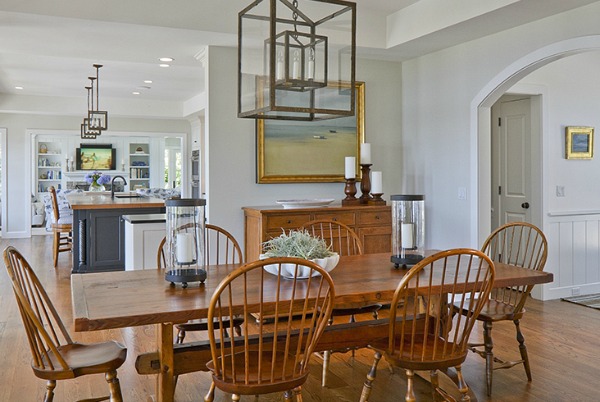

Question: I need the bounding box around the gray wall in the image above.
[204,46,403,247]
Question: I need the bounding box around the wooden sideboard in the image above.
[242,204,392,262]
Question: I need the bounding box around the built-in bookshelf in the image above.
[129,142,150,190]
[36,140,64,193]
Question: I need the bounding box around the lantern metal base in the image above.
[165,268,207,288]
[391,254,424,269]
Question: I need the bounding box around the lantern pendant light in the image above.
[81,64,108,139]
[238,0,356,121]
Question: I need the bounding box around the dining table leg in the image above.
[156,322,175,402]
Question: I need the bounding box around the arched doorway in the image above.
[473,35,600,245]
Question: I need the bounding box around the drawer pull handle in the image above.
[332,218,337,221]
[375,215,380,220]
[287,220,292,224]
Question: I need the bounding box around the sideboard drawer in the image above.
[313,211,356,226]
[266,214,312,230]
[358,210,392,226]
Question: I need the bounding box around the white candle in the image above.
[371,171,382,194]
[176,233,195,264]
[307,48,315,80]
[276,50,284,80]
[401,223,415,249]
[345,156,355,179]
[360,143,372,164]
[292,50,300,79]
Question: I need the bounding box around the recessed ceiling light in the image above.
[132,91,141,95]
[159,64,170,68]
[15,86,23,90]
[144,80,153,84]
[159,57,174,62]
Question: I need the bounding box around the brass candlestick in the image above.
[369,193,386,205]
[342,178,360,206]
[359,164,372,204]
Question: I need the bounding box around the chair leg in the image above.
[44,380,56,402]
[204,381,215,402]
[359,351,381,402]
[294,386,303,402]
[482,320,494,396]
[514,319,532,381]
[455,364,470,402]
[405,369,416,402]
[176,328,186,344]
[53,232,59,267]
[105,370,123,402]
[322,350,330,387]
[430,370,439,401]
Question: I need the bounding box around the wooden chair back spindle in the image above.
[389,249,495,363]
[301,219,378,387]
[48,186,61,223]
[482,222,548,313]
[206,257,335,399]
[360,248,495,402]
[302,219,363,256]
[3,246,127,401]
[157,223,243,269]
[4,246,72,372]
[460,221,548,395]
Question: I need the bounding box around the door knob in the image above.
[521,202,530,209]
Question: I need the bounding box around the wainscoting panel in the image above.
[544,213,600,300]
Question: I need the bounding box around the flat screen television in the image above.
[76,144,116,170]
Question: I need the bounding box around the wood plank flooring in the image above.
[0,236,598,401]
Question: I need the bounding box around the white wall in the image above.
[401,2,600,299]
[520,52,600,213]
[515,52,600,298]
[0,113,190,237]
[204,46,403,247]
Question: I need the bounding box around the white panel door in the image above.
[498,97,532,225]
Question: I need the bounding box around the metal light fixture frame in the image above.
[81,86,101,139]
[81,64,108,139]
[238,0,356,121]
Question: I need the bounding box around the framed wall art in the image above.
[256,81,365,183]
[565,126,594,159]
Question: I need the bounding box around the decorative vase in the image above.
[260,253,340,279]
[89,181,105,192]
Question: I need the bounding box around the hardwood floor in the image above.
[0,235,598,401]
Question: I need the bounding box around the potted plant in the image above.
[261,229,339,278]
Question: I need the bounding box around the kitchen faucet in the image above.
[111,175,128,199]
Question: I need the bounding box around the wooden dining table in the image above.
[71,252,553,402]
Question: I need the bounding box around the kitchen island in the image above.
[67,192,166,273]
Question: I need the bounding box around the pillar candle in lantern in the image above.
[401,223,415,249]
[176,233,195,264]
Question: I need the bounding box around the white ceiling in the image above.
[0,0,597,115]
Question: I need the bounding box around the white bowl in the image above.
[260,253,339,279]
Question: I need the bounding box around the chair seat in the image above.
[370,334,468,371]
[207,350,308,396]
[454,299,525,322]
[176,317,244,332]
[37,341,127,380]
[51,223,72,231]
